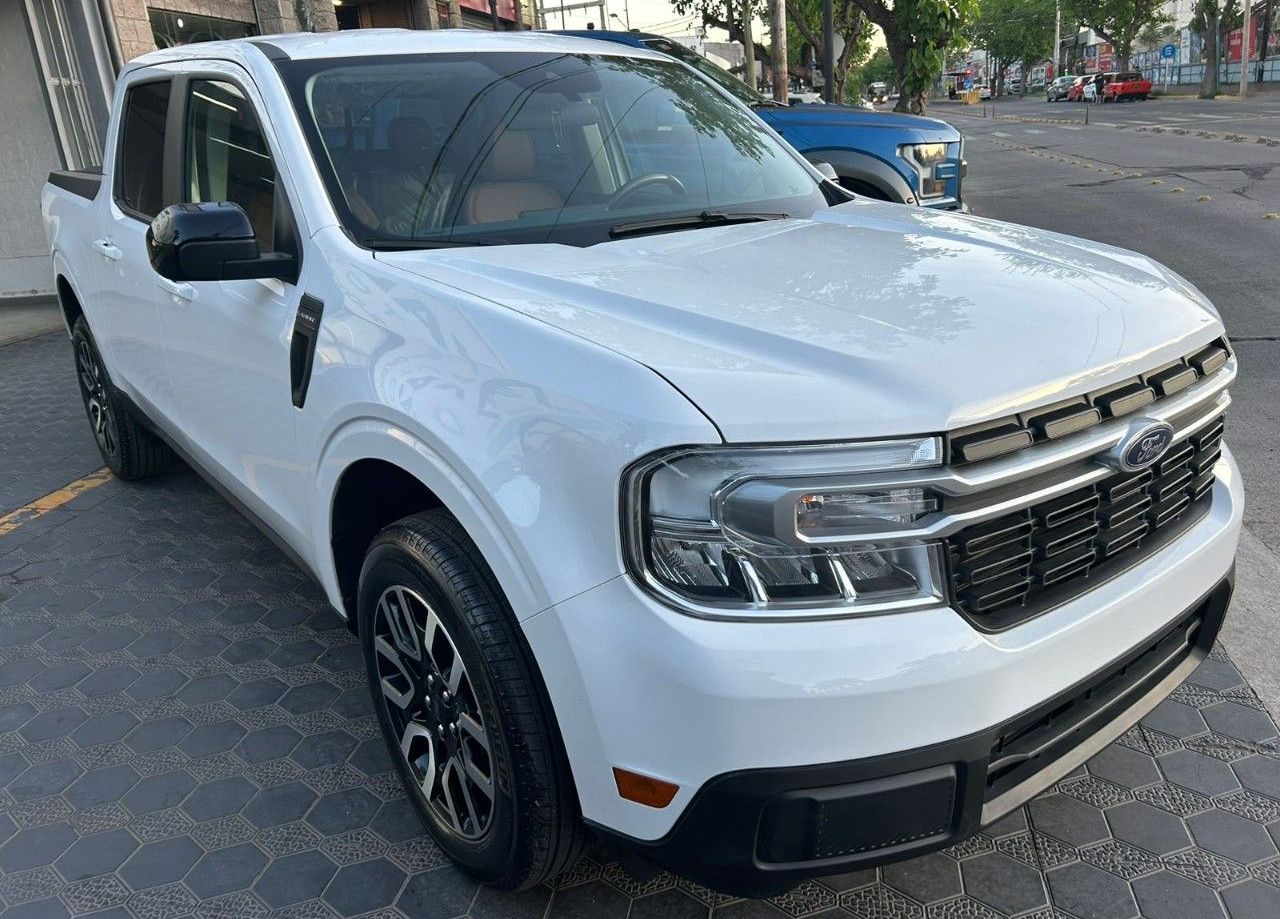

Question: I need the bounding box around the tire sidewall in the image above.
[71,318,122,471]
[358,536,520,880]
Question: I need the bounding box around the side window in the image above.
[185,79,276,248]
[116,80,172,218]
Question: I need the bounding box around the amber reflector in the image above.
[612,767,679,808]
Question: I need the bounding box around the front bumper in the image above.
[593,571,1231,895]
[522,450,1242,894]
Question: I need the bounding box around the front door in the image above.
[95,76,177,424]
[157,64,310,553]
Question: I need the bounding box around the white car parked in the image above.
[43,29,1241,896]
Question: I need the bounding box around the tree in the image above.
[967,0,1055,95]
[1191,0,1241,97]
[1061,0,1170,71]
[785,0,874,102]
[850,0,977,114]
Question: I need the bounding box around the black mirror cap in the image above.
[147,201,295,283]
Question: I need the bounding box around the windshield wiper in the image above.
[609,211,789,240]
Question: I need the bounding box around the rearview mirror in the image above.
[147,202,295,283]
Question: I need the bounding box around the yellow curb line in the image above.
[0,468,114,538]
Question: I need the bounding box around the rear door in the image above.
[155,61,311,552]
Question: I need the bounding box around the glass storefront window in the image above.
[148,9,256,48]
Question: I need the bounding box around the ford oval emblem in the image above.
[1111,420,1176,473]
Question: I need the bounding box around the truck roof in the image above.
[126,27,665,68]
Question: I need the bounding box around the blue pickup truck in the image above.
[560,30,965,210]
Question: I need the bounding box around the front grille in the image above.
[947,415,1224,630]
[948,337,1230,465]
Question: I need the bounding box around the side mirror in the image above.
[147,202,295,283]
[812,162,839,182]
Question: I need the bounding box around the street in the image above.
[1,96,1280,919]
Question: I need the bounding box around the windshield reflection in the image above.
[283,52,827,249]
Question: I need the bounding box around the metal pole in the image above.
[1241,0,1253,96]
[822,0,834,102]
[1053,1,1061,77]
[770,0,787,103]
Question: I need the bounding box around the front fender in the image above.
[803,148,917,205]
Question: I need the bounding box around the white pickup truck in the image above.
[43,29,1241,896]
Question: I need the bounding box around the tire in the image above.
[358,510,584,889]
[71,317,171,480]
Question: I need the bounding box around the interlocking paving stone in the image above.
[3,330,1280,917]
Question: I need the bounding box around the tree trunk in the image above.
[1203,14,1220,97]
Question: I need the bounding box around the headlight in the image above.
[623,439,947,619]
[903,143,949,199]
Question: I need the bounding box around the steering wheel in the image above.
[606,173,687,211]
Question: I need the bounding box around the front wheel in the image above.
[71,317,171,480]
[358,510,584,889]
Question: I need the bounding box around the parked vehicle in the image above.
[43,29,1241,898]
[868,81,890,104]
[1007,78,1023,95]
[1104,71,1153,101]
[1046,75,1076,102]
[1066,76,1089,101]
[978,83,993,100]
[564,30,964,209]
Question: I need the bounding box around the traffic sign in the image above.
[1160,43,1178,59]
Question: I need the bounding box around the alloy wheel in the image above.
[373,585,495,840]
[76,338,118,459]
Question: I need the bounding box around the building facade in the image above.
[2,0,537,298]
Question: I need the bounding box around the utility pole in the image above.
[741,2,756,90]
[1259,0,1274,84]
[1053,0,1061,78]
[822,0,834,102]
[1241,0,1253,96]
[770,0,787,103]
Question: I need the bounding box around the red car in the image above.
[1103,71,1152,101]
[1065,76,1089,102]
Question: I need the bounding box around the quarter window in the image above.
[185,79,276,247]
[116,80,171,218]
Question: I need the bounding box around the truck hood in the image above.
[376,200,1224,443]
[754,105,960,143]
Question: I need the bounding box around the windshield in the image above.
[281,51,825,248]
[639,38,765,106]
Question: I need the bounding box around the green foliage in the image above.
[1060,0,1172,69]
[851,0,976,112]
[967,0,1056,84]
[850,47,896,87]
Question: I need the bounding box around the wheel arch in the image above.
[317,420,552,631]
[54,274,85,336]
[804,148,916,205]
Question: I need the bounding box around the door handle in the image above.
[91,239,122,262]
[157,277,194,302]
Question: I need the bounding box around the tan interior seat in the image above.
[463,132,562,225]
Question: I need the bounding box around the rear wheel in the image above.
[71,317,171,480]
[358,510,584,889]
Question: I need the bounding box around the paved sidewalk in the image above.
[3,331,1280,919]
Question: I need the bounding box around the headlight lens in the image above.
[624,439,947,618]
[904,143,949,198]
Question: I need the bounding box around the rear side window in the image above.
[116,80,171,218]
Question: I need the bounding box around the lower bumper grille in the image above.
[984,575,1230,801]
[947,415,1224,630]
